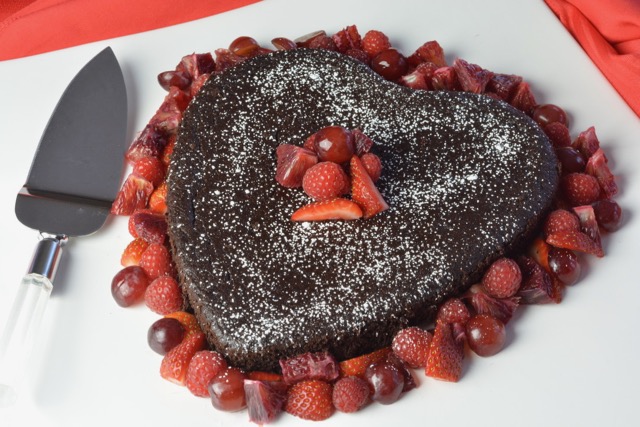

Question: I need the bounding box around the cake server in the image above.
[0,47,128,407]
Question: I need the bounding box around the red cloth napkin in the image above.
[545,0,640,117]
[0,0,260,61]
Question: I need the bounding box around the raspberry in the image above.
[285,380,334,421]
[185,350,228,397]
[362,30,391,58]
[332,376,370,413]
[144,276,184,315]
[543,209,581,237]
[360,153,382,182]
[437,298,471,324]
[561,172,602,206]
[391,326,432,368]
[302,162,350,201]
[481,257,522,298]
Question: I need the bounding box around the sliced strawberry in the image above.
[486,73,522,100]
[360,153,382,182]
[509,81,537,115]
[302,162,350,201]
[110,174,154,215]
[544,122,571,148]
[362,30,391,58]
[131,210,167,244]
[453,58,494,94]
[160,331,207,386]
[546,230,604,257]
[573,205,603,253]
[561,172,602,206]
[291,198,362,222]
[425,321,464,382]
[350,156,389,219]
[431,66,460,91]
[407,40,446,67]
[144,276,184,315]
[585,148,617,198]
[516,256,556,304]
[121,238,149,267]
[275,144,318,188]
[529,237,552,272]
[339,347,391,378]
[149,182,168,215]
[285,379,334,421]
[352,128,374,155]
[573,126,600,159]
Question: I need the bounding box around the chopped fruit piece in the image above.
[465,284,520,324]
[481,257,522,298]
[561,173,602,206]
[437,298,471,324]
[352,128,374,155]
[593,199,623,232]
[189,73,210,97]
[164,311,202,337]
[431,66,460,91]
[546,230,604,257]
[229,36,260,57]
[125,124,168,163]
[400,67,429,90]
[177,52,216,80]
[285,379,334,421]
[371,48,408,81]
[279,351,339,384]
[214,48,245,72]
[311,126,355,163]
[275,144,318,188]
[139,243,175,280]
[120,238,149,267]
[331,25,362,53]
[556,146,586,174]
[244,379,288,424]
[573,126,600,159]
[532,104,568,127]
[509,81,537,115]
[407,40,447,67]
[186,350,228,397]
[573,204,603,252]
[209,367,248,412]
[453,58,493,94]
[160,331,206,386]
[291,198,363,222]
[302,162,350,201]
[544,122,571,148]
[157,70,191,91]
[271,37,297,51]
[147,317,186,355]
[295,30,327,48]
[425,321,463,382]
[344,48,370,64]
[308,35,337,51]
[247,371,284,382]
[110,174,154,215]
[339,347,391,378]
[516,256,555,304]
[144,276,184,315]
[548,247,581,285]
[391,326,433,368]
[350,156,389,218]
[111,266,150,307]
[362,30,391,58]
[529,237,552,272]
[465,314,506,357]
[161,134,176,166]
[543,209,581,238]
[332,376,370,413]
[486,73,522,100]
[149,182,168,215]
[364,360,405,405]
[585,148,617,198]
[131,210,167,245]
[360,152,382,182]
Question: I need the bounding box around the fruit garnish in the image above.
[481,257,522,298]
[465,284,520,324]
[532,103,568,127]
[548,247,581,285]
[279,351,339,385]
[164,312,203,337]
[371,48,408,81]
[437,298,471,324]
[244,379,288,424]
[144,276,184,315]
[543,209,581,237]
[247,371,284,382]
[147,317,186,355]
[425,321,464,382]
[453,58,493,94]
[573,204,603,253]
[364,360,405,405]
[308,126,355,163]
[302,162,350,201]
[332,376,370,413]
[110,174,154,215]
[556,146,586,174]
[350,155,389,218]
[339,347,391,378]
[291,198,363,222]
[125,124,168,163]
[185,350,228,397]
[465,314,506,357]
[585,148,618,198]
[509,81,538,115]
[546,230,605,257]
[120,238,149,267]
[229,36,261,57]
[275,144,318,188]
[516,256,556,304]
[486,73,523,101]
[131,210,167,244]
[271,37,297,51]
[157,70,191,91]
[111,266,150,307]
[431,66,460,91]
[139,243,175,280]
[160,331,207,386]
[331,25,362,53]
[176,52,215,80]
[360,152,382,182]
[132,156,165,187]
[294,30,327,48]
[593,199,623,232]
[561,172,602,206]
[362,30,392,58]
[148,181,168,214]
[352,128,374,155]
[544,122,572,148]
[407,40,446,67]
[391,326,433,369]
[573,126,601,159]
[284,380,334,421]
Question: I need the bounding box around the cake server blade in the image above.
[0,46,128,406]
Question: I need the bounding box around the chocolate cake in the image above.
[166,48,559,372]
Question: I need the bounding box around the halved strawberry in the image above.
[425,321,464,382]
[339,347,391,378]
[149,182,168,215]
[585,148,617,198]
[543,209,581,238]
[291,198,362,222]
[110,174,154,215]
[275,144,318,188]
[546,230,604,257]
[131,210,167,244]
[350,156,389,219]
[160,331,207,386]
[121,238,149,267]
[453,58,493,94]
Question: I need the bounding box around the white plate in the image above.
[1,0,639,426]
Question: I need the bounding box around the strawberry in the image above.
[561,173,601,206]
[332,376,370,413]
[391,326,433,368]
[302,162,350,201]
[339,347,391,377]
[291,198,362,222]
[185,350,228,397]
[407,40,447,67]
[453,58,493,94]
[585,148,617,198]
[544,122,571,148]
[431,66,460,91]
[110,174,154,215]
[149,182,168,214]
[131,210,167,244]
[120,238,149,267]
[139,243,175,280]
[275,144,318,188]
[509,81,537,115]
[160,331,207,386]
[132,156,165,187]
[362,30,391,58]
[425,321,464,382]
[546,230,604,257]
[161,134,177,166]
[284,380,334,421]
[481,257,522,298]
[437,298,471,324]
[543,209,581,238]
[350,155,389,218]
[360,153,382,182]
[573,126,600,159]
[144,276,184,315]
[164,311,202,337]
[486,73,523,101]
[529,237,551,272]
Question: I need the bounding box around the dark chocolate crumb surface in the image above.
[167,48,559,371]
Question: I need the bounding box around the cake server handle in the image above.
[0,235,65,407]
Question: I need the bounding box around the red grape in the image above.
[532,104,568,127]
[157,70,191,91]
[548,247,581,285]
[556,146,586,174]
[364,360,404,405]
[272,37,297,51]
[111,266,150,307]
[209,367,248,412]
[593,199,623,232]
[466,314,506,357]
[147,317,186,355]
[312,126,355,163]
[229,36,260,57]
[371,49,408,81]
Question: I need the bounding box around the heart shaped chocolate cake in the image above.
[166,48,559,372]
